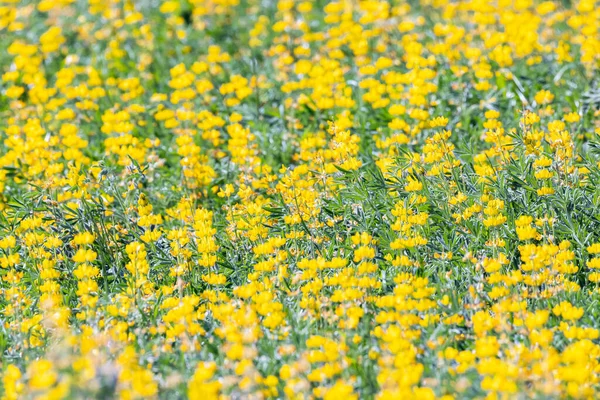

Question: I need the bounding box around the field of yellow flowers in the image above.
[1,0,600,398]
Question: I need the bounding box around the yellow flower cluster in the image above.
[0,0,599,399]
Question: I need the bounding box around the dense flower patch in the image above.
[1,0,600,398]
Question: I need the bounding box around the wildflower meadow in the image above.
[1,0,600,398]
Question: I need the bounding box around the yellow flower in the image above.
[27,360,57,390]
[72,248,98,263]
